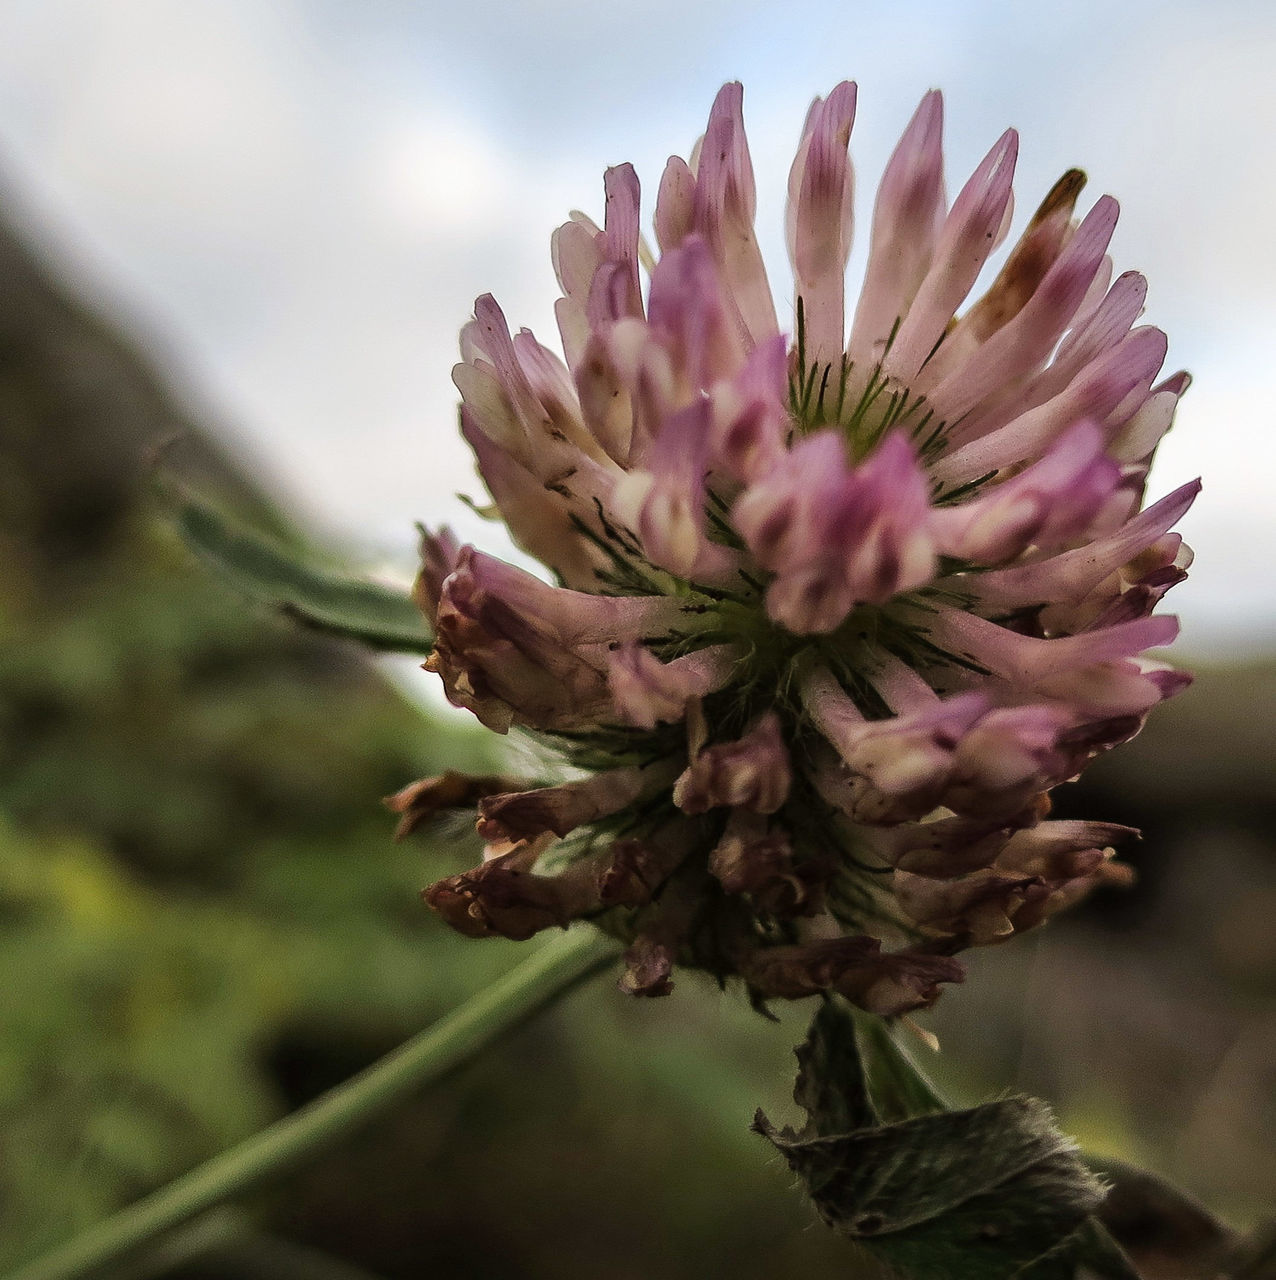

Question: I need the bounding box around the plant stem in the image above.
[10,928,617,1280]
[852,1006,951,1119]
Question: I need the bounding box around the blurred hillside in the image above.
[0,201,1272,1279]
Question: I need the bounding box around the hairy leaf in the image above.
[1006,1217,1141,1279]
[174,496,433,654]
[755,1001,1114,1280]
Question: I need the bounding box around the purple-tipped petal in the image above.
[787,80,857,364]
[646,236,746,393]
[428,545,689,732]
[970,478,1201,607]
[933,324,1169,484]
[848,90,946,365]
[690,82,778,344]
[734,430,935,633]
[708,334,790,482]
[930,420,1122,563]
[931,608,1179,687]
[925,195,1119,420]
[802,666,988,803]
[883,128,1019,383]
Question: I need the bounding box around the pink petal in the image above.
[607,642,738,729]
[970,478,1201,607]
[459,411,604,589]
[689,82,778,344]
[608,397,738,580]
[848,90,946,366]
[646,236,746,393]
[786,80,857,365]
[883,128,1018,384]
[654,155,696,253]
[925,196,1119,421]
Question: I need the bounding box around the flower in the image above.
[399,81,1197,1016]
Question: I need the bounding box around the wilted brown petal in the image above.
[708,811,831,918]
[618,938,676,997]
[385,770,529,840]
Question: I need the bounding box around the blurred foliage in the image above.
[0,505,500,1265]
[171,492,434,654]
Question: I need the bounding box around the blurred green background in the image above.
[1,197,1273,1279]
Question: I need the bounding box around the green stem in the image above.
[852,1006,951,1120]
[10,928,617,1280]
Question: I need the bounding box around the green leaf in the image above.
[173,496,433,654]
[755,1002,1113,1280]
[792,1001,881,1138]
[1006,1218,1141,1280]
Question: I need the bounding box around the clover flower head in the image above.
[396,81,1197,1015]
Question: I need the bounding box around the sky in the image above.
[0,0,1273,658]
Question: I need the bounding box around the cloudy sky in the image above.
[0,0,1272,657]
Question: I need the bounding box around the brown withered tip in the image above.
[596,839,661,909]
[708,818,832,919]
[618,939,675,997]
[384,770,527,840]
[421,860,569,941]
[966,168,1091,340]
[1032,168,1088,223]
[420,876,495,938]
[737,935,968,1016]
